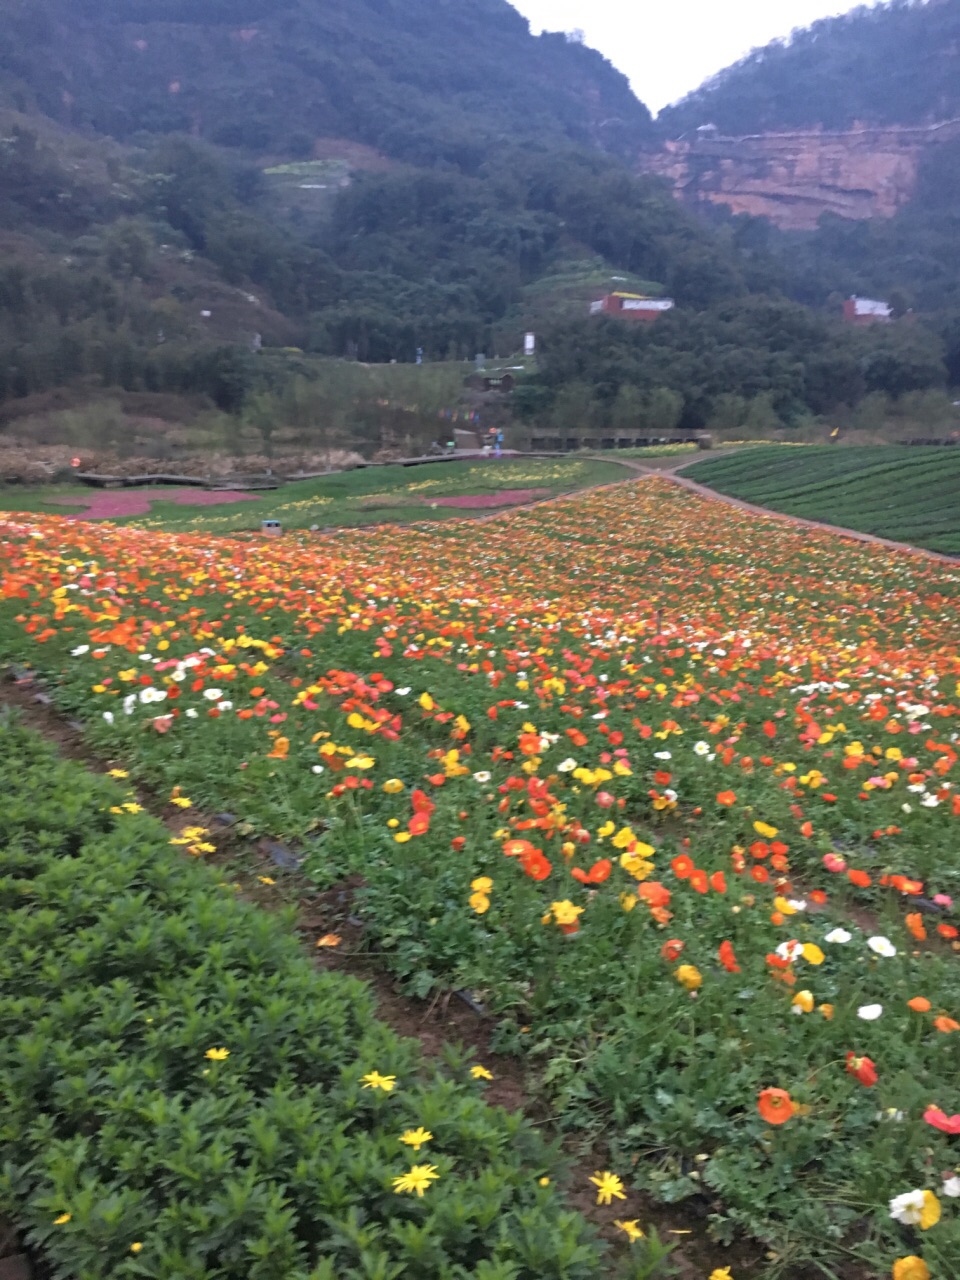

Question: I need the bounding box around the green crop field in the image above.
[686,445,960,554]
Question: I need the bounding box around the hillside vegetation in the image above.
[0,0,958,454]
[661,0,960,136]
[686,444,960,553]
[2,0,651,163]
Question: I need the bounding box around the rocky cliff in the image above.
[639,120,960,230]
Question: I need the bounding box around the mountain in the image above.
[0,0,952,454]
[0,0,760,422]
[1,0,652,167]
[658,0,960,137]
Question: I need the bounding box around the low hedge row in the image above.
[0,717,611,1280]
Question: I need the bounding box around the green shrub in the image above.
[0,718,606,1280]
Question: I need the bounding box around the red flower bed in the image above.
[55,489,262,520]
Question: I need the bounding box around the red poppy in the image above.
[845,1053,878,1088]
[923,1106,960,1134]
[938,924,959,940]
[847,869,872,888]
[710,871,728,894]
[521,849,552,881]
[654,770,672,786]
[718,940,740,972]
[571,858,612,885]
[716,790,737,807]
[689,869,709,894]
[408,812,431,836]
[411,788,435,815]
[661,938,685,962]
[671,854,694,880]
[750,865,769,883]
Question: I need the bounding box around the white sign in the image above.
[524,332,536,355]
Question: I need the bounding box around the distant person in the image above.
[494,429,504,458]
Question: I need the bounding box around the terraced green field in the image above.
[686,445,960,554]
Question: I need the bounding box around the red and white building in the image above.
[842,296,892,325]
[590,292,675,322]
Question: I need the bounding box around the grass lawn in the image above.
[0,457,631,533]
[686,444,960,554]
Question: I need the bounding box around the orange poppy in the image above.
[907,996,931,1013]
[503,838,536,859]
[757,1088,794,1125]
[933,1016,959,1034]
[905,913,927,941]
[718,940,740,972]
[637,881,671,909]
[671,854,694,880]
[661,938,685,962]
[716,790,736,807]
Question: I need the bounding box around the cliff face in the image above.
[638,121,960,230]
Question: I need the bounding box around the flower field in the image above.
[1,474,959,1278]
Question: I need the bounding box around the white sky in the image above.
[512,0,882,113]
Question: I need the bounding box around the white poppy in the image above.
[312,765,325,774]
[776,939,804,962]
[858,1004,883,1021]
[693,741,710,756]
[71,645,90,656]
[824,928,852,944]
[654,751,672,761]
[203,688,223,701]
[867,936,897,958]
[472,771,491,783]
[558,758,577,772]
[395,687,411,696]
[943,1176,960,1198]
[888,1190,926,1225]
[185,708,198,719]
[102,711,114,724]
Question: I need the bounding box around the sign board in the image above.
[524,332,536,356]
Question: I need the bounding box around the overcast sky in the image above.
[512,0,881,113]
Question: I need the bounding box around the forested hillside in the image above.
[0,0,957,448]
[1,0,651,165]
[660,0,960,136]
